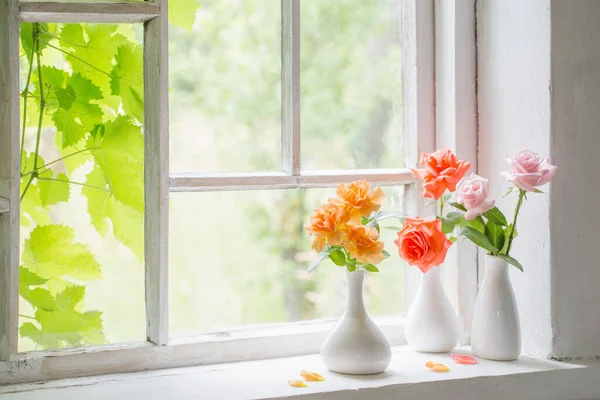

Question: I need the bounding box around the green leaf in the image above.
[55,285,86,311]
[82,166,144,261]
[20,287,57,311]
[37,172,70,206]
[450,202,467,212]
[110,43,144,122]
[20,322,60,349]
[308,249,331,273]
[498,254,524,272]
[20,23,49,62]
[382,250,391,259]
[449,236,458,243]
[89,116,144,213]
[442,212,463,235]
[500,224,518,254]
[346,261,357,272]
[329,249,346,266]
[484,207,508,226]
[485,220,505,251]
[461,215,486,234]
[461,226,499,254]
[20,266,48,287]
[169,0,200,32]
[22,224,102,281]
[363,264,379,272]
[39,67,104,148]
[361,216,370,225]
[59,24,127,106]
[533,188,544,194]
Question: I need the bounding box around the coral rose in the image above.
[394,217,452,273]
[304,203,350,252]
[330,180,385,219]
[500,149,557,192]
[412,149,471,200]
[342,224,385,266]
[456,173,495,220]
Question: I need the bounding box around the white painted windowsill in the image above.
[1,346,600,400]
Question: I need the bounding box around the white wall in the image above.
[477,0,553,358]
[478,0,600,359]
[550,0,600,359]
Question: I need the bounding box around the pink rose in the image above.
[456,174,495,220]
[501,149,557,192]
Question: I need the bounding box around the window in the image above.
[0,0,438,383]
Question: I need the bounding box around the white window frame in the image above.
[0,0,479,385]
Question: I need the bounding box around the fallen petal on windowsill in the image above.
[451,354,478,365]
[426,361,450,372]
[301,369,325,382]
[288,380,308,388]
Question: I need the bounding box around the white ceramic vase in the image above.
[405,267,458,352]
[321,269,391,374]
[471,255,521,361]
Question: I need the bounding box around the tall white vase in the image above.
[471,255,521,361]
[321,269,391,374]
[405,267,458,352]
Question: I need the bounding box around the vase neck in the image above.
[484,256,510,280]
[346,269,366,315]
[420,267,443,290]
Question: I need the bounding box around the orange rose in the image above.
[304,202,350,252]
[342,224,385,265]
[330,180,385,219]
[394,217,452,273]
[411,149,471,200]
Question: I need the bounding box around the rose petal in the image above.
[288,380,307,388]
[301,369,325,382]
[451,354,478,365]
[426,362,450,372]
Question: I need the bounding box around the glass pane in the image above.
[169,0,281,174]
[170,187,406,337]
[301,1,403,170]
[19,23,145,351]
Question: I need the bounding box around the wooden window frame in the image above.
[0,0,448,385]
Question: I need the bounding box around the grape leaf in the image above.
[59,24,127,108]
[20,266,48,287]
[20,23,49,62]
[56,285,86,311]
[169,0,200,32]
[37,172,70,206]
[110,43,144,122]
[20,287,57,311]
[88,116,144,213]
[20,322,60,349]
[40,68,104,148]
[82,166,144,261]
[22,224,102,281]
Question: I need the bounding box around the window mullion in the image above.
[281,0,301,176]
[144,0,169,345]
[0,0,21,362]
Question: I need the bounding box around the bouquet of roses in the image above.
[304,180,401,273]
[396,148,557,272]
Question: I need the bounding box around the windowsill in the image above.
[1,346,599,400]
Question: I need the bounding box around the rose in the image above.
[342,224,385,266]
[456,173,495,220]
[394,217,452,273]
[411,149,471,200]
[501,149,557,192]
[304,203,350,252]
[330,180,385,219]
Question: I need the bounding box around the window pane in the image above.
[169,187,406,337]
[301,1,403,170]
[19,23,145,351]
[169,1,281,174]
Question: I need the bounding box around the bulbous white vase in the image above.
[321,269,391,375]
[405,267,458,352]
[471,255,521,361]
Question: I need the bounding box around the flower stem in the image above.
[506,189,526,255]
[439,197,445,218]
